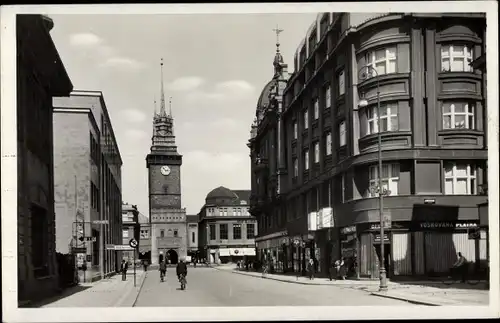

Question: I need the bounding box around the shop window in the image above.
[233,224,242,240]
[442,102,475,130]
[365,47,397,77]
[444,162,477,195]
[441,44,473,72]
[366,103,399,134]
[304,149,310,170]
[304,109,309,130]
[368,163,400,197]
[339,121,346,147]
[325,132,332,155]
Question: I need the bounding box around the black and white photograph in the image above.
[1,2,499,322]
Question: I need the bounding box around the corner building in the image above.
[249,13,488,279]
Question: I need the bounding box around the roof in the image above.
[138,212,149,224]
[232,190,251,204]
[256,79,276,111]
[206,186,238,200]
[205,186,251,206]
[186,215,199,223]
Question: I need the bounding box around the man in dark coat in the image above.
[121,260,128,281]
[176,258,188,281]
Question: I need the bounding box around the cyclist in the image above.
[450,252,468,283]
[159,260,167,282]
[176,258,188,286]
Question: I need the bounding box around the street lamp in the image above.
[358,65,388,292]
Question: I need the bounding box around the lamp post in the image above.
[358,65,388,292]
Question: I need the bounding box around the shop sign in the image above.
[341,226,356,235]
[317,207,334,229]
[308,212,318,231]
[419,222,477,229]
[374,233,390,243]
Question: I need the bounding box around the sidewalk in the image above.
[212,265,489,306]
[38,269,147,308]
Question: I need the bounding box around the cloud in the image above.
[125,129,148,141]
[185,79,255,103]
[102,57,145,71]
[183,150,247,173]
[122,109,147,123]
[69,32,103,47]
[167,77,205,92]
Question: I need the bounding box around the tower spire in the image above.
[273,24,284,53]
[153,96,157,118]
[169,97,173,117]
[272,24,285,75]
[159,58,167,117]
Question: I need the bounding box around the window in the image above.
[160,230,165,238]
[31,205,48,277]
[314,99,319,119]
[340,174,345,203]
[326,132,332,155]
[325,85,331,108]
[314,142,320,163]
[442,102,475,129]
[338,69,345,95]
[247,223,255,239]
[339,121,346,146]
[368,164,400,197]
[365,47,397,76]
[367,103,398,134]
[441,45,473,72]
[123,230,129,238]
[444,163,477,195]
[140,230,149,239]
[222,208,228,216]
[293,158,299,177]
[304,109,309,129]
[293,122,298,139]
[209,224,216,240]
[91,182,99,210]
[220,224,228,240]
[192,231,195,243]
[233,224,242,239]
[173,229,178,237]
[304,149,310,170]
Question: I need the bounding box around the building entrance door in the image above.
[167,249,179,264]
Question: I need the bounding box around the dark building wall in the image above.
[17,14,73,304]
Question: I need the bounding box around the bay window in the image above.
[339,121,346,147]
[444,162,477,195]
[365,47,397,76]
[442,102,475,129]
[368,163,399,197]
[441,44,473,72]
[367,103,398,134]
[325,132,332,155]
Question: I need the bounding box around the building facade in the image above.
[122,203,141,263]
[249,13,488,278]
[17,14,74,305]
[146,61,187,265]
[53,90,123,282]
[198,187,257,264]
[186,215,199,261]
[138,212,151,262]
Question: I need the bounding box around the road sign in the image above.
[84,237,97,242]
[129,238,138,248]
[72,247,87,254]
[92,220,109,225]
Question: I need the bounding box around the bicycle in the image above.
[441,264,489,286]
[261,265,269,278]
[179,274,187,290]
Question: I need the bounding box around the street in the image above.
[134,267,416,307]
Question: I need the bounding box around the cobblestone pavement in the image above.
[213,265,489,306]
[40,269,146,308]
[133,267,415,307]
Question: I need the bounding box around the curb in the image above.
[369,292,442,306]
[114,272,147,307]
[131,271,148,307]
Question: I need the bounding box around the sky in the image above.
[49,13,319,216]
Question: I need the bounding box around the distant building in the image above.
[146,60,187,265]
[198,187,257,264]
[53,90,123,282]
[186,215,199,260]
[138,212,151,263]
[17,14,73,305]
[121,203,141,263]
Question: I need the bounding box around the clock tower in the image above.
[146,58,187,265]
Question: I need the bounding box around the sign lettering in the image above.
[419,222,477,229]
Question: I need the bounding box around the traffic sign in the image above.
[92,220,109,225]
[106,245,135,251]
[84,237,97,242]
[129,238,138,248]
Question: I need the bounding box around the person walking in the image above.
[451,252,468,283]
[329,259,336,281]
[339,257,347,280]
[159,260,167,282]
[307,258,315,280]
[121,260,128,281]
[143,260,149,272]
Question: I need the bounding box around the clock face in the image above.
[160,165,171,176]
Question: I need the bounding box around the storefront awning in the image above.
[229,248,256,256]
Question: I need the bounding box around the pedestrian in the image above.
[121,260,128,281]
[307,258,315,280]
[159,260,167,282]
[451,252,468,283]
[339,257,346,280]
[143,260,149,272]
[329,259,336,281]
